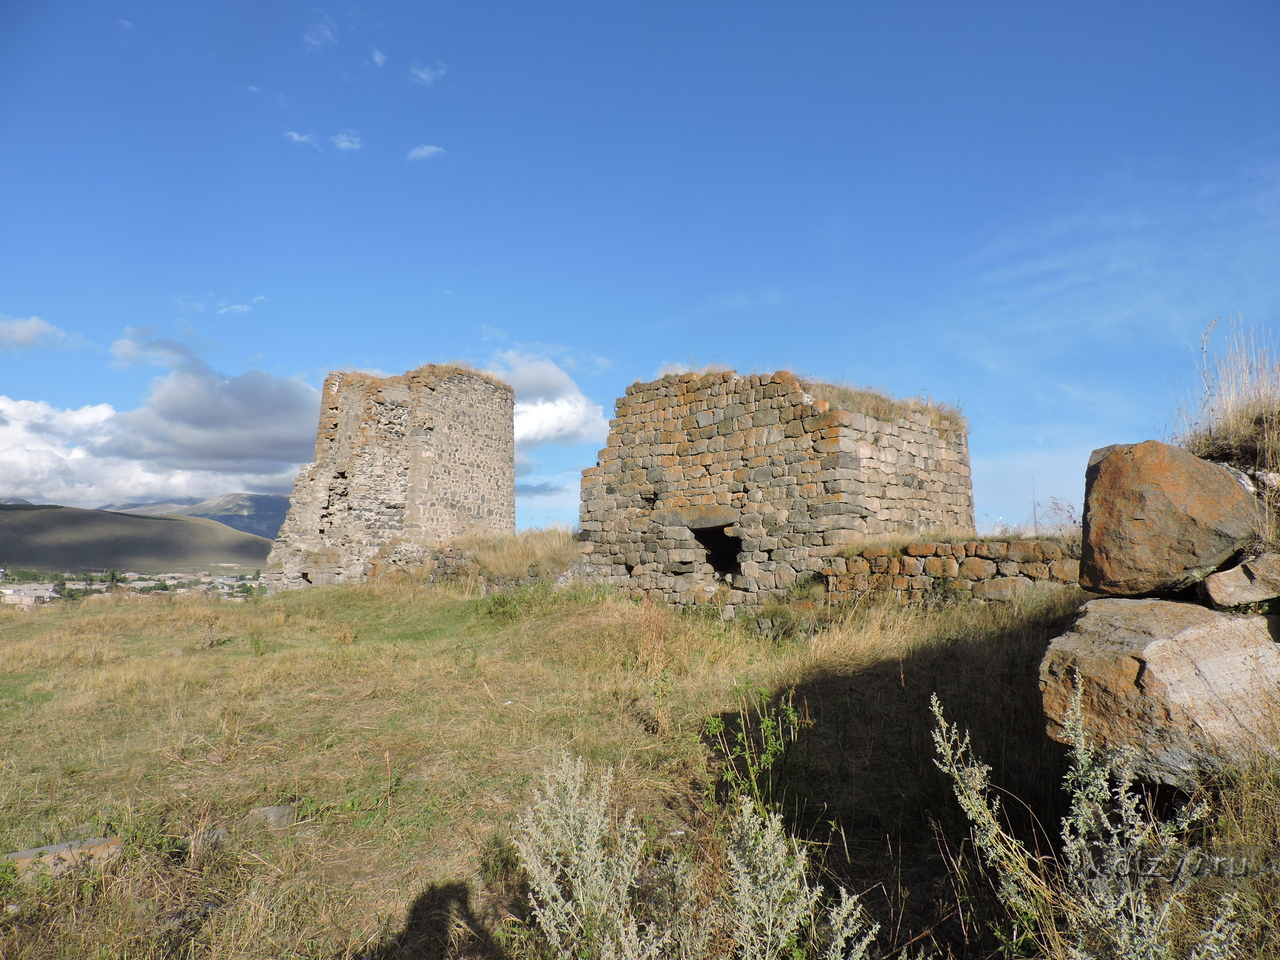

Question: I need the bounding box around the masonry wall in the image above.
[266,365,515,590]
[823,538,1080,604]
[573,369,974,615]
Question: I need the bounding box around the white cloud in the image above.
[0,316,66,351]
[409,63,447,86]
[217,304,252,315]
[285,131,318,148]
[117,19,134,31]
[406,144,444,162]
[488,351,609,450]
[0,347,321,507]
[331,132,364,151]
[372,48,386,67]
[304,18,337,51]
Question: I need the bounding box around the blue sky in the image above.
[2,2,1278,529]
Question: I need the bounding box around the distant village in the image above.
[0,568,264,608]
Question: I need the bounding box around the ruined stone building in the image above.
[266,365,515,590]
[573,370,973,615]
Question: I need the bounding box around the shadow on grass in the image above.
[356,882,511,960]
[709,591,1083,957]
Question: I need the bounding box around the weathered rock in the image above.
[246,804,297,829]
[3,837,122,881]
[972,576,1033,601]
[1040,598,1280,788]
[1080,440,1258,596]
[1202,553,1280,608]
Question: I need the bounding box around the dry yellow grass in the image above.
[17,579,1259,958]
[442,526,580,582]
[1177,318,1280,473]
[803,379,967,440]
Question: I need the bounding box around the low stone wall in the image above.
[823,538,1080,603]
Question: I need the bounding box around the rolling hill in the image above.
[0,504,273,573]
[96,493,290,539]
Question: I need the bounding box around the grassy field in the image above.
[1,567,1276,958]
[0,504,272,574]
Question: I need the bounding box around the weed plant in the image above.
[931,692,1243,960]
[512,753,878,960]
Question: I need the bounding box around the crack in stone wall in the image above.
[571,369,974,615]
[266,365,514,591]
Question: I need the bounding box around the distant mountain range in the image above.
[96,493,291,540]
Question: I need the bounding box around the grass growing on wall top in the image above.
[802,379,967,440]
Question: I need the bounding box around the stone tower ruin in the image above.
[573,370,973,615]
[266,364,515,590]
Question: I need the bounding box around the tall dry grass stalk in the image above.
[1176,318,1280,474]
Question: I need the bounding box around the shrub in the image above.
[512,753,881,960]
[931,692,1241,960]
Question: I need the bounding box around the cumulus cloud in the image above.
[331,132,364,151]
[0,315,66,351]
[488,351,609,450]
[372,48,386,67]
[409,63,446,85]
[285,131,318,148]
[304,18,337,51]
[406,144,444,162]
[0,345,320,507]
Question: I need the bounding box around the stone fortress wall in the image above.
[572,369,975,615]
[266,365,515,591]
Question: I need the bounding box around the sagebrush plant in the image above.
[931,692,1242,960]
[513,753,880,960]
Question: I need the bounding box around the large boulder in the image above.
[1040,597,1280,788]
[1080,440,1258,596]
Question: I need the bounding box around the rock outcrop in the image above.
[1079,440,1258,596]
[1041,597,1280,788]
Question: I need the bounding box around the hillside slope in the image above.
[172,493,290,539]
[0,504,272,572]
[96,493,290,539]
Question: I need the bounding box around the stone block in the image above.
[1005,541,1042,563]
[972,576,1033,600]
[923,555,959,578]
[958,556,997,579]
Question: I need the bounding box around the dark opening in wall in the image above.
[693,527,741,580]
